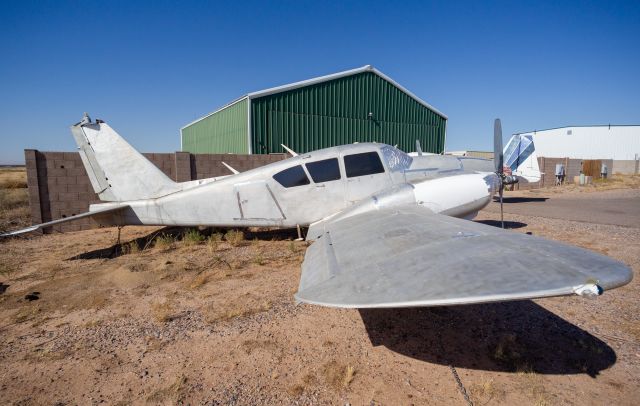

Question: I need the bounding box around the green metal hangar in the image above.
[180,65,447,155]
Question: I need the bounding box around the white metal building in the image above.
[515,125,640,160]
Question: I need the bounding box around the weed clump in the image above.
[189,273,208,289]
[207,232,223,252]
[252,253,266,266]
[183,229,204,246]
[122,241,140,255]
[224,229,245,246]
[146,374,187,403]
[154,233,176,250]
[322,361,356,389]
[151,301,174,323]
[0,262,17,277]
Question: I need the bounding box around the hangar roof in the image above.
[182,65,446,130]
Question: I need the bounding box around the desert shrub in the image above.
[155,233,176,250]
[122,241,140,255]
[183,229,204,246]
[224,229,244,246]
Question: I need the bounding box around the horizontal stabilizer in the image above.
[296,206,632,308]
[1,205,129,237]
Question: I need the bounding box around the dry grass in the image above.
[203,297,271,323]
[0,168,30,233]
[516,364,548,404]
[146,374,187,403]
[288,384,305,397]
[547,174,640,193]
[183,229,204,246]
[207,232,223,252]
[469,378,506,404]
[0,168,27,189]
[490,334,522,367]
[224,229,245,246]
[188,272,209,289]
[122,241,140,255]
[288,241,297,254]
[12,304,42,324]
[154,233,176,250]
[151,301,174,323]
[252,253,267,266]
[322,361,356,390]
[0,262,18,277]
[241,339,279,355]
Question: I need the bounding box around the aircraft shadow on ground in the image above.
[493,196,549,203]
[474,220,528,229]
[68,226,301,260]
[359,301,615,377]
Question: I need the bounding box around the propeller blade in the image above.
[499,183,505,229]
[494,118,503,174]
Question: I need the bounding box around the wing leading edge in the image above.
[296,206,632,308]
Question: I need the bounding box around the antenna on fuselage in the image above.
[415,140,423,156]
[281,144,298,157]
[221,162,240,175]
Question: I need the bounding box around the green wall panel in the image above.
[250,72,446,154]
[182,98,248,154]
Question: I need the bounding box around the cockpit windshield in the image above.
[380,145,413,172]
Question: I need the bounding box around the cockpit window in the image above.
[305,158,341,183]
[380,145,413,172]
[273,165,310,188]
[344,152,385,178]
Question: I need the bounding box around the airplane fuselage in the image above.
[93,143,499,229]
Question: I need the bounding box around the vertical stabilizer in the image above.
[71,115,182,201]
[503,134,542,183]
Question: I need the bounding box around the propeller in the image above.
[493,118,518,229]
[494,119,505,228]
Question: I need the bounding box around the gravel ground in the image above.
[0,187,638,405]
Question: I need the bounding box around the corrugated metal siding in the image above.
[182,98,248,154]
[522,126,640,160]
[250,72,446,154]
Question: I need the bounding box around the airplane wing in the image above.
[296,205,632,308]
[0,205,129,237]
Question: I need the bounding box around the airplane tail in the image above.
[71,114,182,202]
[503,134,542,183]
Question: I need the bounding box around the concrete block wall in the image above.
[515,157,614,190]
[25,150,287,233]
[612,160,640,175]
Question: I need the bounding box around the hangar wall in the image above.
[181,66,447,156]
[181,98,249,154]
[250,72,447,154]
[519,125,640,161]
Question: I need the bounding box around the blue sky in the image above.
[1,0,639,164]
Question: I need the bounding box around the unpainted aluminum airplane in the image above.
[2,114,632,308]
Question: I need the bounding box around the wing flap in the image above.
[296,206,632,308]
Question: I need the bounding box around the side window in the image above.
[344,152,385,178]
[305,158,341,183]
[273,165,310,188]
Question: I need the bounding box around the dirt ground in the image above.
[0,182,639,405]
